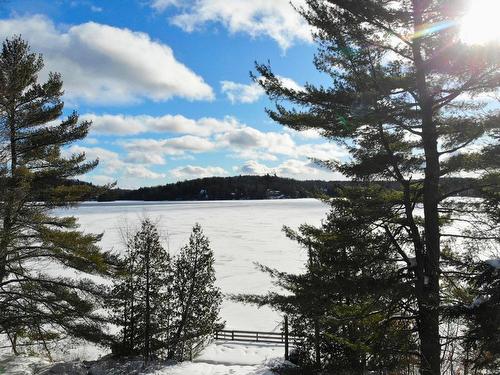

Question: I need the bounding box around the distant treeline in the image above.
[89,175,481,201]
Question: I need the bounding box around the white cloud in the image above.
[236,160,274,175]
[122,136,216,159]
[0,15,213,104]
[83,137,99,145]
[170,165,228,179]
[284,128,323,140]
[220,81,263,104]
[216,125,348,161]
[235,159,346,180]
[220,76,302,104]
[66,145,125,174]
[152,0,312,50]
[81,174,116,185]
[295,143,348,161]
[163,135,216,153]
[151,0,180,11]
[83,114,238,136]
[125,165,166,179]
[273,76,304,92]
[234,149,278,161]
[67,145,167,185]
[125,152,167,165]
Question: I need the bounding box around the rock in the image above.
[37,361,88,375]
[87,357,145,375]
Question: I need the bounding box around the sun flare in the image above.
[460,0,500,44]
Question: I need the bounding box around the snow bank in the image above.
[195,341,286,366]
[153,361,275,375]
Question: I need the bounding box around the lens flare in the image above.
[411,20,455,40]
[460,0,500,44]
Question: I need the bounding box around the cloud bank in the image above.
[151,0,312,49]
[0,15,214,104]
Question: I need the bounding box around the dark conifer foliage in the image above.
[97,175,481,202]
[237,186,418,374]
[112,221,222,362]
[111,219,173,361]
[0,37,117,353]
[168,223,223,361]
[237,1,499,374]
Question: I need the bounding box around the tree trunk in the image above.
[411,2,441,374]
[6,331,18,355]
[0,108,17,283]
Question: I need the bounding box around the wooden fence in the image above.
[214,329,298,344]
[214,316,298,360]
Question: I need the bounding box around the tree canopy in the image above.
[0,36,117,353]
[239,1,500,374]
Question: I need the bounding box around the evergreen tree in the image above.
[112,221,222,363]
[239,187,418,374]
[111,219,173,361]
[0,37,117,353]
[249,1,499,374]
[168,223,223,361]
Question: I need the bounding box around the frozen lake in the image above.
[55,199,328,331]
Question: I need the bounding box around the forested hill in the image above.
[94,175,480,201]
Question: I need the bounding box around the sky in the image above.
[0,0,350,188]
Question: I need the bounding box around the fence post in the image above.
[256,332,259,342]
[284,315,289,361]
[215,331,218,340]
[232,331,234,341]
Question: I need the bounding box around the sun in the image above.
[460,0,500,44]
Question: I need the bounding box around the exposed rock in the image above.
[35,355,178,374]
[86,357,145,375]
[37,361,88,375]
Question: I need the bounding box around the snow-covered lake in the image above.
[55,199,327,331]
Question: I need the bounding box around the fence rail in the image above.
[215,316,296,360]
[215,329,299,344]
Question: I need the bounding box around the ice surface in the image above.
[0,200,325,374]
[54,199,327,331]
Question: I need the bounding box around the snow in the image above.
[0,341,288,375]
[154,341,286,374]
[2,199,324,374]
[55,199,327,331]
[2,197,492,374]
[0,353,50,375]
[153,361,275,375]
[195,341,286,366]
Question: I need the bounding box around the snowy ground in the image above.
[154,340,287,375]
[55,198,327,331]
[0,340,286,374]
[0,199,325,374]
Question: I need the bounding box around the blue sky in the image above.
[0,0,349,188]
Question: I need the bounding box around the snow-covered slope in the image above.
[1,199,323,374]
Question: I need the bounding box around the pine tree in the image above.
[250,2,499,374]
[168,223,223,361]
[0,37,117,353]
[238,188,418,374]
[111,219,173,361]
